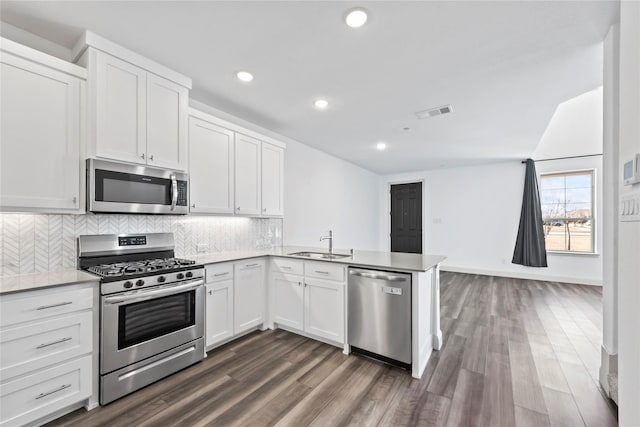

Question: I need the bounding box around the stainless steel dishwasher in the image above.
[348,268,411,368]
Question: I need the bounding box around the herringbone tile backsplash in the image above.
[0,214,282,276]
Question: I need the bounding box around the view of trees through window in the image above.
[540,170,594,252]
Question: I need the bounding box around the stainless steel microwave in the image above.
[87,159,188,214]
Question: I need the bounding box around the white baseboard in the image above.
[440,265,603,286]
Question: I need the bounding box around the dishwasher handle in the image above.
[349,270,408,282]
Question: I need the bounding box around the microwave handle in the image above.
[170,175,178,211]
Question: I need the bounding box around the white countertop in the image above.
[0,247,445,295]
[0,269,100,295]
[194,246,446,273]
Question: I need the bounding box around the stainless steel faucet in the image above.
[320,230,333,254]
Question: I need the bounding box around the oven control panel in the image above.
[118,235,147,246]
[101,268,205,295]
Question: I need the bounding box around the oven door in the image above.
[88,158,188,214]
[101,279,204,374]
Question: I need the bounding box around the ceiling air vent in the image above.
[415,104,453,119]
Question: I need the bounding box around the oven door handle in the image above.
[104,279,204,305]
[170,175,178,211]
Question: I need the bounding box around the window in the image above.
[540,170,594,253]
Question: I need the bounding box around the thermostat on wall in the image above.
[623,153,640,185]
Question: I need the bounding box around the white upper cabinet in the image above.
[0,38,85,213]
[94,52,146,164]
[261,143,284,217]
[146,73,188,170]
[75,32,191,171]
[188,115,234,214]
[234,134,262,215]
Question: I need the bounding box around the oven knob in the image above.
[124,281,133,289]
[176,273,184,280]
[158,276,166,283]
[135,279,144,287]
[186,271,194,278]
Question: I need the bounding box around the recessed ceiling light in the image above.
[345,8,368,28]
[376,142,387,151]
[314,99,329,110]
[236,71,254,82]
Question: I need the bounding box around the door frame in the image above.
[386,179,426,253]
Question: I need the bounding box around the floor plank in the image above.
[48,273,617,427]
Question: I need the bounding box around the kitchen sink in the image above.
[288,251,351,260]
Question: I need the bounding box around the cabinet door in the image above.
[0,54,81,211]
[205,280,234,348]
[189,117,234,213]
[304,278,345,344]
[261,143,284,217]
[273,274,304,331]
[95,51,147,164]
[234,260,265,334]
[147,73,188,170]
[234,134,261,215]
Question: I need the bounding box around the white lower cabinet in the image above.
[271,259,345,345]
[205,280,234,348]
[304,278,345,344]
[234,260,266,334]
[273,274,304,331]
[0,282,95,426]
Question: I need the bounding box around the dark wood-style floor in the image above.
[49,272,617,427]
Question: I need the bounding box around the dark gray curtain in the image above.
[512,159,548,267]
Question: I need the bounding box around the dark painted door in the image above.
[390,182,423,254]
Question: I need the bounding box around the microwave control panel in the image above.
[177,181,188,206]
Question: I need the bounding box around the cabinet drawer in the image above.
[0,286,93,328]
[0,355,91,427]
[205,263,234,283]
[304,262,345,282]
[272,258,303,276]
[0,311,92,381]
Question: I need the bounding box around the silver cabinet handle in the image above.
[141,153,145,159]
[304,282,308,287]
[72,196,77,204]
[208,290,212,295]
[192,204,196,208]
[263,208,267,212]
[244,263,259,268]
[149,154,154,161]
[35,384,71,400]
[170,174,178,211]
[213,272,229,277]
[237,206,241,211]
[281,266,292,270]
[37,337,72,349]
[315,270,330,275]
[37,301,72,310]
[298,282,302,287]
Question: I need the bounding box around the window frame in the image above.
[539,168,596,255]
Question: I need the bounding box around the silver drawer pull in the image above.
[36,337,72,349]
[213,272,229,277]
[245,263,259,268]
[281,266,292,270]
[315,270,330,274]
[37,301,72,310]
[35,384,71,400]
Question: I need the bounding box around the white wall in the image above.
[190,100,381,251]
[617,1,640,424]
[380,88,604,286]
[600,23,619,396]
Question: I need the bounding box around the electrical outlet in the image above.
[196,244,209,253]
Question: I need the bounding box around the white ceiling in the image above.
[0,1,618,174]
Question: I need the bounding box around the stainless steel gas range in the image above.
[78,233,205,405]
